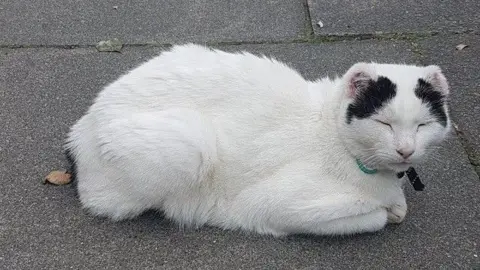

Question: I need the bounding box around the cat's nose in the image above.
[396,148,414,159]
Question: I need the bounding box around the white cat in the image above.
[65,44,451,236]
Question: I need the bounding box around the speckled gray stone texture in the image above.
[1,42,479,269]
[0,0,306,45]
[419,34,480,175]
[308,0,480,36]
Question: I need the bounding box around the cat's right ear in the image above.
[342,63,377,99]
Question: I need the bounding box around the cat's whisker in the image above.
[362,154,380,164]
[423,152,444,163]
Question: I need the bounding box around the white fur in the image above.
[66,44,450,236]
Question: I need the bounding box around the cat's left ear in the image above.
[423,65,449,96]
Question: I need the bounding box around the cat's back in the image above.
[95,44,310,116]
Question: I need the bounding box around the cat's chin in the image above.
[386,162,412,173]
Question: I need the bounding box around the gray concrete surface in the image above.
[308,0,480,36]
[0,0,306,45]
[1,1,479,269]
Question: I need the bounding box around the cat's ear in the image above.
[423,65,449,96]
[343,63,377,99]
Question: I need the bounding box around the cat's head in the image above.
[337,63,451,172]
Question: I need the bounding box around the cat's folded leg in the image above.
[77,109,217,220]
[286,192,407,235]
[312,209,389,235]
[277,196,389,235]
[230,183,389,236]
[282,189,407,234]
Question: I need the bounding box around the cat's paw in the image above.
[387,204,407,224]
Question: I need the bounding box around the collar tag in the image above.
[397,167,424,191]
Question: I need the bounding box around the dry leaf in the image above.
[455,44,468,51]
[44,170,72,185]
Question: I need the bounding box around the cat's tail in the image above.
[64,147,77,182]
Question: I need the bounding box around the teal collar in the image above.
[356,159,378,174]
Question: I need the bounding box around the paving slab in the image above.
[419,34,480,174]
[308,0,480,36]
[0,0,306,46]
[1,42,479,269]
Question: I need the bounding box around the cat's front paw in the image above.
[387,204,407,224]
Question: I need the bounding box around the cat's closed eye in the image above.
[417,122,431,130]
[374,119,392,129]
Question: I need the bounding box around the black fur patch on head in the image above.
[346,76,397,124]
[414,79,448,127]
